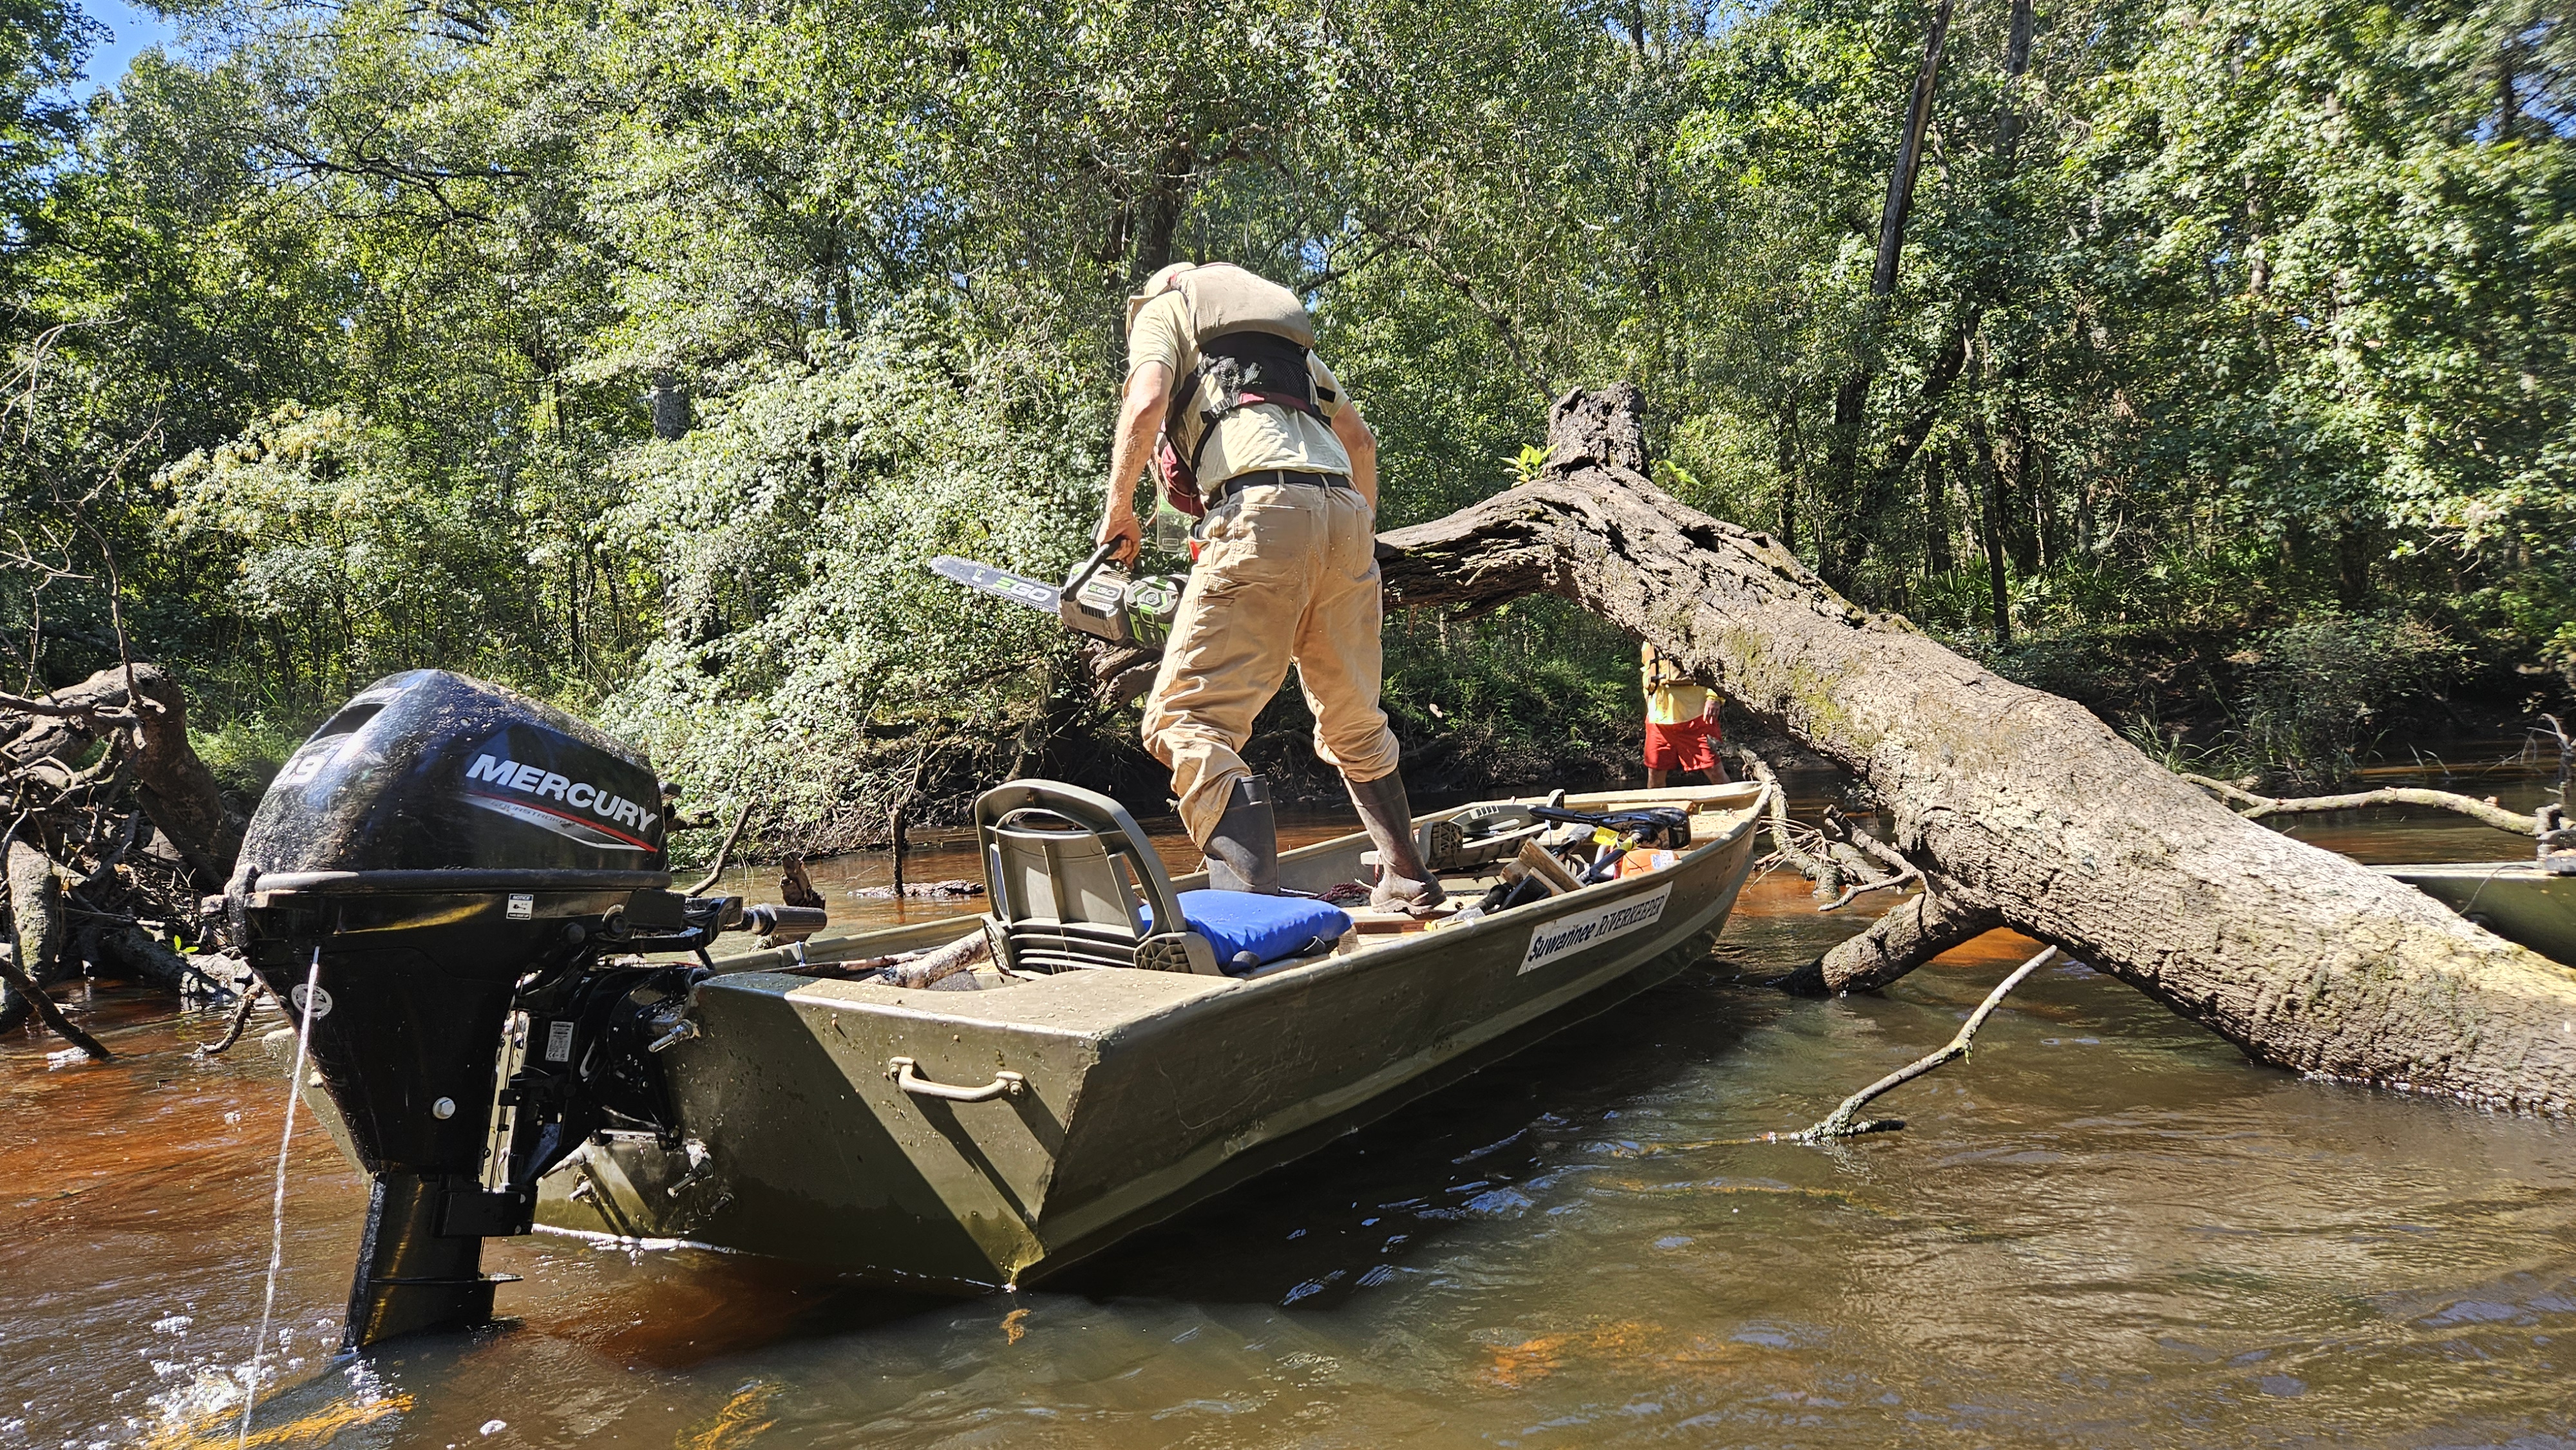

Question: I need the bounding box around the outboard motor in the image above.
[217,670,820,1348]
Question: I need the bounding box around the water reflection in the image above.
[4,766,2571,1447]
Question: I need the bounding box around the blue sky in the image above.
[77,0,183,88]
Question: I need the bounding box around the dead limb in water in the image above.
[1376,385,2576,1111]
[1725,747,1833,889]
[0,948,109,1060]
[1815,807,1919,910]
[3,663,238,886]
[686,804,756,896]
[1,811,109,1059]
[1724,745,1915,908]
[1786,889,2000,996]
[198,979,269,1057]
[0,664,244,1053]
[2183,775,2541,836]
[1785,946,2060,1141]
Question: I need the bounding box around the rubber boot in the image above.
[1202,775,1279,894]
[1345,771,1446,914]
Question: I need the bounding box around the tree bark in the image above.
[1871,0,1955,299]
[1996,0,2035,167]
[7,838,66,988]
[1789,888,1998,994]
[1,663,240,887]
[1377,387,2576,1111]
[1819,0,1958,585]
[1921,443,1955,576]
[1967,413,2011,642]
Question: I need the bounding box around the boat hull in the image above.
[2372,860,2576,968]
[535,796,1761,1288]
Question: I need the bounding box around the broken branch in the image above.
[1787,945,2059,1140]
[2182,774,2537,836]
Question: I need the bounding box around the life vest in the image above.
[1148,265,1336,518]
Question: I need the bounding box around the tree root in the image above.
[1775,945,2059,1141]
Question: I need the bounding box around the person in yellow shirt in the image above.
[1094,261,1443,912]
[1642,643,1728,788]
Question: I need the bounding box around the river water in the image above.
[5,766,2572,1449]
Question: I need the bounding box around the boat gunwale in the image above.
[705,780,1770,995]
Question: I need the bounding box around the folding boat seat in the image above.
[974,780,1349,977]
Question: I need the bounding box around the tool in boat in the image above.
[1441,802,1691,912]
[210,670,825,1350]
[927,541,1187,652]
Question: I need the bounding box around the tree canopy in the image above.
[6,0,2570,832]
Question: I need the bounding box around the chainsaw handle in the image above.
[1069,538,1125,588]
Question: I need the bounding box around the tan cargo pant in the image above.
[1142,482,1404,846]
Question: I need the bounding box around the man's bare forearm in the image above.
[1332,400,1379,509]
[1099,363,1171,558]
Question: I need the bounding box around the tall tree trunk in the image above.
[1997,0,2035,166]
[1821,0,1957,581]
[1775,399,1803,556]
[1870,310,1978,517]
[1967,415,2011,643]
[2336,523,2378,608]
[1872,0,1955,299]
[1922,444,1954,576]
[1821,373,1870,580]
[1376,387,2576,1111]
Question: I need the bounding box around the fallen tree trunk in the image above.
[0,663,240,888]
[1376,385,2576,1111]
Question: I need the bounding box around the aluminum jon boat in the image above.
[519,777,1766,1292]
[243,671,1767,1342]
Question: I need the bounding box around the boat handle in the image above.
[887,1057,1025,1102]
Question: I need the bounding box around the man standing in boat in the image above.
[1094,261,1443,913]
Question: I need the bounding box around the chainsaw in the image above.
[927,541,1186,652]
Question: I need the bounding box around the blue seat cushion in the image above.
[1139,890,1352,970]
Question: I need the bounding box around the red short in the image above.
[1644,719,1718,774]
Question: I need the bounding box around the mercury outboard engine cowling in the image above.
[219,670,791,1348]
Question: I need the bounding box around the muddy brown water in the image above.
[6,771,2574,1448]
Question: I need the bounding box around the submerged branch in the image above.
[198,980,269,1057]
[1785,945,2058,1141]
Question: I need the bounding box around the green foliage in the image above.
[2231,614,2468,787]
[1379,600,1645,787]
[0,0,97,252]
[189,713,304,803]
[596,305,1105,841]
